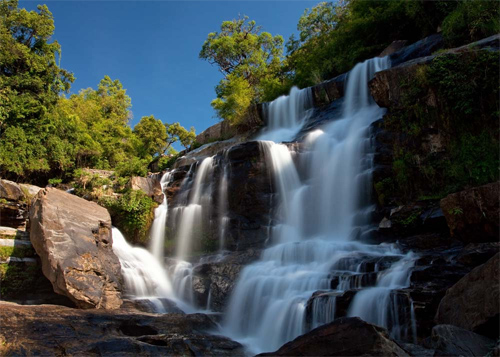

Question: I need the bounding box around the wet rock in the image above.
[195,120,238,145]
[436,253,499,339]
[192,249,262,311]
[259,317,409,356]
[0,179,25,201]
[29,188,123,309]
[174,139,239,168]
[122,298,185,314]
[456,242,500,268]
[311,73,347,107]
[380,40,408,57]
[431,324,495,357]
[304,290,358,330]
[440,182,499,243]
[389,33,443,67]
[129,176,163,204]
[0,302,244,356]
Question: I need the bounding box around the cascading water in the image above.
[169,157,215,303]
[149,172,172,262]
[223,56,417,354]
[112,227,174,311]
[258,86,313,142]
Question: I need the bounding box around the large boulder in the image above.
[0,302,244,356]
[431,324,496,357]
[435,253,499,339]
[0,179,25,201]
[129,175,163,204]
[29,188,123,309]
[259,317,409,356]
[440,182,499,243]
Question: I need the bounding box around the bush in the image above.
[115,157,149,177]
[442,0,500,47]
[101,189,157,245]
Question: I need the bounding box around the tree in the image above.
[165,122,196,150]
[0,0,74,179]
[133,115,167,160]
[200,16,288,124]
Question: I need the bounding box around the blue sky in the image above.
[20,0,318,137]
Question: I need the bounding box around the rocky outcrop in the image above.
[0,302,244,356]
[192,249,261,311]
[435,253,499,339]
[388,33,443,67]
[0,179,25,201]
[440,182,499,242]
[129,175,163,204]
[195,120,238,146]
[29,188,123,309]
[174,138,239,169]
[311,73,346,108]
[259,317,409,356]
[430,324,496,357]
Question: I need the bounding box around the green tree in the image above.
[165,122,196,150]
[0,0,74,179]
[200,16,288,124]
[133,115,168,159]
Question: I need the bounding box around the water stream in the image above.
[222,56,417,353]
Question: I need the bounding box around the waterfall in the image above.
[112,227,174,311]
[149,172,172,262]
[258,86,313,142]
[223,56,417,354]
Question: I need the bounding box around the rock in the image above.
[431,325,495,356]
[195,120,238,145]
[29,188,123,309]
[192,249,261,311]
[0,226,28,240]
[258,317,409,356]
[436,253,499,339]
[311,73,347,107]
[0,200,28,230]
[379,217,392,229]
[129,175,163,204]
[0,179,25,201]
[122,298,185,314]
[0,302,244,356]
[456,242,500,268]
[174,138,239,169]
[304,290,358,330]
[389,33,443,67]
[19,183,42,199]
[380,40,408,57]
[440,182,499,243]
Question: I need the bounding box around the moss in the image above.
[0,246,36,260]
[0,263,41,298]
[382,49,499,205]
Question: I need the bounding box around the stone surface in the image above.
[440,182,499,243]
[0,226,28,240]
[192,249,262,311]
[129,175,163,204]
[0,179,25,201]
[195,120,238,145]
[389,34,443,67]
[174,138,239,169]
[431,324,495,357]
[0,302,244,356]
[29,188,123,309]
[0,200,28,230]
[456,242,500,268]
[435,253,499,339]
[380,40,408,57]
[19,183,43,199]
[311,73,347,107]
[259,317,409,356]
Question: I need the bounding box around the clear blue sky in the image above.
[20,0,318,137]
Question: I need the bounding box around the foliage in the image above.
[200,16,288,124]
[165,122,196,150]
[101,189,157,245]
[133,115,168,160]
[442,0,500,47]
[47,178,62,186]
[114,157,149,178]
[0,263,41,298]
[379,50,499,205]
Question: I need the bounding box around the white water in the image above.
[112,227,174,311]
[149,172,172,262]
[258,86,313,142]
[223,56,417,354]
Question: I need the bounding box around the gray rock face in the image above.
[0,302,244,356]
[435,253,499,339]
[29,188,123,309]
[258,317,409,356]
[431,324,495,357]
[440,182,499,243]
[192,249,262,311]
